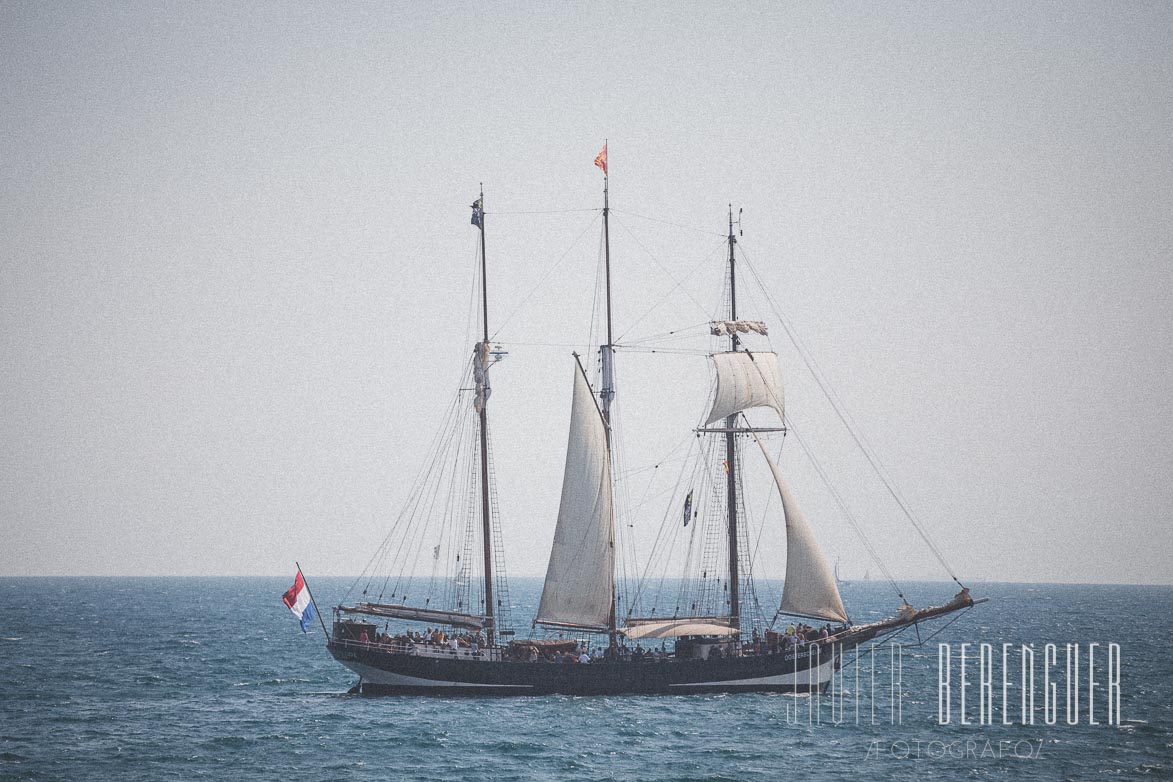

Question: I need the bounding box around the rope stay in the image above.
[485,207,599,216]
[609,214,717,336]
[610,207,728,237]
[490,211,602,340]
[783,416,905,600]
[736,245,965,588]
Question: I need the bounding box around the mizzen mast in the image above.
[472,186,495,647]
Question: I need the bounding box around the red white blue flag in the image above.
[282,570,316,633]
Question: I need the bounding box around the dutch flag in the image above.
[282,570,317,633]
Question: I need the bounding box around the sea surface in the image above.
[1,578,1170,781]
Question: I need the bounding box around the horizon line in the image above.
[1,574,1171,588]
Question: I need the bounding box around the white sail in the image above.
[705,351,785,425]
[621,617,738,639]
[535,361,615,630]
[754,436,849,624]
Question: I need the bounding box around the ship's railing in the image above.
[330,636,503,661]
[331,632,832,666]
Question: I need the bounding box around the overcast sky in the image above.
[2,2,1171,585]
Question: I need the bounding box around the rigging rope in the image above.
[610,214,715,332]
[783,416,905,599]
[620,323,712,346]
[613,345,712,356]
[485,208,599,215]
[727,357,901,609]
[615,235,727,342]
[737,246,965,588]
[490,211,601,340]
[610,207,727,237]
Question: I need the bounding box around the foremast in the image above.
[700,208,849,630]
[724,205,741,633]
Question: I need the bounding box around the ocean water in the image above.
[1,578,1170,781]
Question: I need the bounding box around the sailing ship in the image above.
[324,150,982,695]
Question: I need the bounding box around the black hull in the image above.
[328,640,841,696]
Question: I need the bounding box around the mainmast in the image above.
[473,186,495,647]
[724,205,741,632]
[599,145,615,425]
[534,144,618,642]
[596,142,618,642]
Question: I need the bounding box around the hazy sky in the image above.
[2,2,1171,585]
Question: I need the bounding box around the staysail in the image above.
[754,435,849,623]
[535,360,615,631]
[705,351,786,425]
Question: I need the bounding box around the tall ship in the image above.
[323,147,982,695]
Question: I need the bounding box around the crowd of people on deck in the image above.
[354,626,486,656]
[517,644,603,664]
[750,622,840,655]
[348,620,846,661]
[510,643,674,664]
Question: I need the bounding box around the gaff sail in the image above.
[535,360,615,631]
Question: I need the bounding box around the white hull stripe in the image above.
[341,660,534,689]
[668,655,837,688]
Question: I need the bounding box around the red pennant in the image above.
[594,143,607,176]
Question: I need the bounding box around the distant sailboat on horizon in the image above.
[835,556,847,587]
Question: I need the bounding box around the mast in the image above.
[597,143,618,642]
[534,146,619,640]
[724,204,740,632]
[474,185,495,647]
[600,145,615,424]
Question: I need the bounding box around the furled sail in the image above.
[535,361,615,631]
[710,320,769,337]
[754,436,849,623]
[342,603,489,630]
[472,341,492,413]
[705,351,785,425]
[621,617,739,639]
